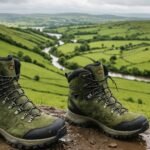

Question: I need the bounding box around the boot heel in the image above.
[66,110,88,125]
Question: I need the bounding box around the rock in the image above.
[108,143,118,148]
[90,139,96,145]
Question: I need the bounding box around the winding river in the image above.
[40,30,150,83]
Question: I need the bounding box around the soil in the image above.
[0,106,149,150]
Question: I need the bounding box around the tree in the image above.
[110,55,117,61]
[100,58,106,63]
[74,46,80,52]
[119,66,128,74]
[112,44,115,49]
[101,43,104,48]
[17,51,24,58]
[130,67,141,76]
[34,75,40,81]
[59,56,66,65]
[120,46,126,51]
[23,55,32,63]
[79,42,90,52]
[67,62,79,69]
[129,42,133,47]
[50,47,57,53]
[138,99,143,104]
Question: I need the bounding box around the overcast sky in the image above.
[0,0,150,14]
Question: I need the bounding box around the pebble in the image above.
[108,143,118,148]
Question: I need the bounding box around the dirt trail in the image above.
[0,106,149,150]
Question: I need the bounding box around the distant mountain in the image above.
[0,13,149,27]
[117,13,150,19]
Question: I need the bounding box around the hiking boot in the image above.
[0,56,66,149]
[65,62,149,138]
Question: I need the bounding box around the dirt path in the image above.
[0,106,149,150]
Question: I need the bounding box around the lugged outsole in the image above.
[66,110,149,139]
[0,125,67,150]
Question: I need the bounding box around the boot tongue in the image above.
[0,55,17,77]
[84,62,106,81]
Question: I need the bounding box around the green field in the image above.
[58,43,80,54]
[54,21,150,74]
[52,21,150,40]
[0,22,150,119]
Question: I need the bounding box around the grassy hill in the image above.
[0,23,150,120]
[0,25,55,50]
[49,21,150,40]
[0,26,67,108]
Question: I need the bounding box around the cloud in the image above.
[0,0,150,14]
[89,0,150,6]
[0,0,29,3]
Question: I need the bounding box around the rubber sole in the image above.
[0,125,67,150]
[66,110,149,139]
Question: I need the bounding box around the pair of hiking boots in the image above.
[0,56,149,149]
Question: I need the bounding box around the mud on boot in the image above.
[65,62,149,138]
[0,56,67,149]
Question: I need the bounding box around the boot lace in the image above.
[0,75,41,123]
[81,73,128,115]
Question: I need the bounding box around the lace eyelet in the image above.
[21,116,25,120]
[28,116,34,123]
[95,99,99,103]
[104,104,107,108]
[8,106,12,109]
[117,113,121,116]
[2,97,9,104]
[2,100,6,104]
[21,113,28,120]
[14,110,19,115]
[87,93,92,99]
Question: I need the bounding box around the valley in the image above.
[0,20,150,120]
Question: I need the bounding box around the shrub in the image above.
[80,42,90,51]
[144,48,149,51]
[66,62,79,70]
[17,51,24,58]
[34,75,40,81]
[58,56,66,65]
[74,46,80,52]
[101,43,104,48]
[23,55,32,63]
[120,46,126,51]
[100,58,106,63]
[137,99,143,104]
[143,70,150,77]
[51,47,57,53]
[130,67,141,76]
[110,55,117,61]
[119,66,128,74]
[125,97,135,103]
[33,60,45,68]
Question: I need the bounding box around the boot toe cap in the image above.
[114,116,149,131]
[23,118,66,140]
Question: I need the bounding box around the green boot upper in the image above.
[0,56,63,139]
[66,62,147,130]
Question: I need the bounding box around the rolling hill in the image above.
[0,13,149,27]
